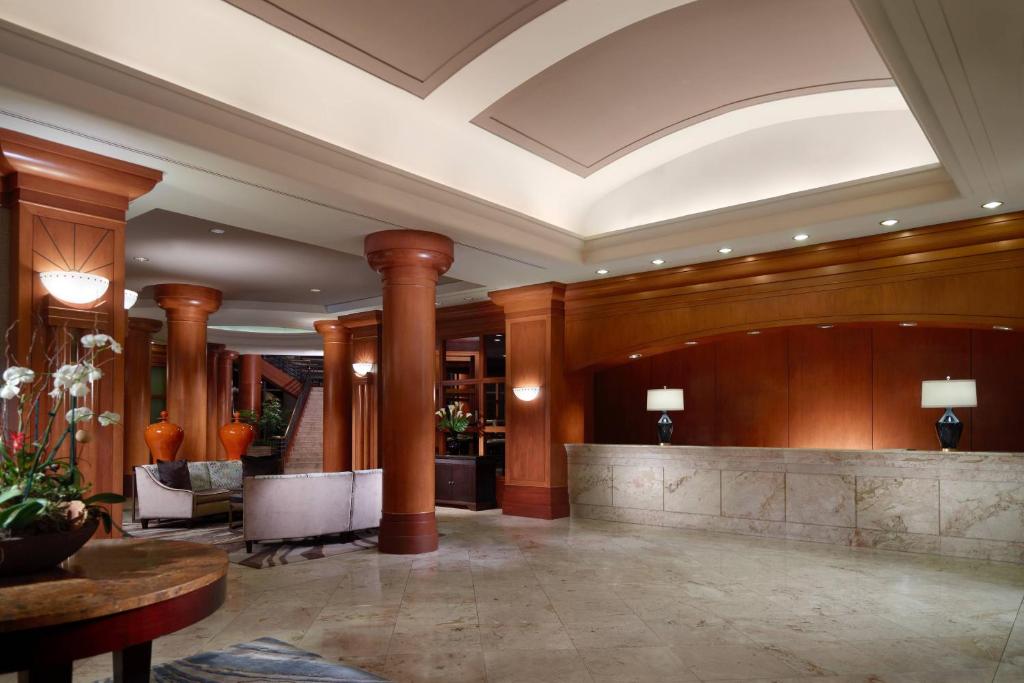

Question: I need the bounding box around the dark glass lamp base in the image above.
[935,407,964,451]
[656,412,673,446]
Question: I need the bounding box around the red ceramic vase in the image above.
[144,410,184,462]
[219,411,255,460]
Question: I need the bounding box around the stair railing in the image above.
[282,378,314,465]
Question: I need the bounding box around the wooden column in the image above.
[1,129,162,537]
[124,317,162,473]
[205,342,226,460]
[153,284,222,460]
[217,350,238,442]
[491,283,583,519]
[315,319,353,472]
[348,311,382,471]
[365,230,453,554]
[238,354,262,416]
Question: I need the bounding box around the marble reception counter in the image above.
[566,444,1024,564]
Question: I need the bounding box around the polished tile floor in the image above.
[41,509,1024,681]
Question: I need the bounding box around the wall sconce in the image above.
[513,386,540,401]
[352,362,374,377]
[38,271,110,305]
[124,289,139,310]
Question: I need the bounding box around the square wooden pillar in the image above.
[491,283,584,519]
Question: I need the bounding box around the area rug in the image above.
[93,637,387,682]
[122,517,378,569]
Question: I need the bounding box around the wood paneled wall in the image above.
[593,325,1024,452]
[565,213,1024,371]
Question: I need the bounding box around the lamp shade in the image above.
[124,289,139,310]
[647,388,684,411]
[38,271,110,305]
[921,378,977,408]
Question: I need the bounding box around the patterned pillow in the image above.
[186,462,212,491]
[207,460,243,491]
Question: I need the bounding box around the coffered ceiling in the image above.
[224,0,563,98]
[0,0,1022,352]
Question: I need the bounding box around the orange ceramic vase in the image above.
[219,411,255,460]
[144,410,184,462]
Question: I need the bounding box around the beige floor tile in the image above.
[353,651,487,683]
[484,649,593,683]
[577,646,697,682]
[479,620,575,651]
[672,642,805,680]
[565,613,665,649]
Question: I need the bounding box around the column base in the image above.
[502,485,569,520]
[378,511,439,554]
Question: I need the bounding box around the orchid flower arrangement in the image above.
[435,403,474,434]
[0,332,125,537]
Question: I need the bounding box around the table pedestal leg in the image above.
[17,661,72,682]
[113,640,152,683]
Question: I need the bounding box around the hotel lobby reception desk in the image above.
[567,444,1024,564]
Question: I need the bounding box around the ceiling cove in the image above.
[223,0,565,98]
[473,0,892,176]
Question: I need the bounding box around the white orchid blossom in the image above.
[81,333,122,354]
[2,366,35,386]
[69,382,89,398]
[98,411,121,426]
[0,384,19,400]
[66,407,95,423]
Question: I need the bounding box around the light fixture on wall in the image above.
[124,289,139,310]
[38,271,110,305]
[647,387,684,446]
[513,386,540,402]
[352,362,374,377]
[921,377,977,451]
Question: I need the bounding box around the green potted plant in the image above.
[435,403,475,455]
[0,332,126,576]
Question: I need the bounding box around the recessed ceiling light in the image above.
[993,325,1013,331]
[982,200,1003,210]
[718,247,733,255]
[880,218,899,227]
[747,330,761,335]
[133,256,149,262]
[899,321,917,327]
[651,258,665,265]
[793,233,809,242]
[596,268,609,275]
[309,288,321,293]
[817,324,834,329]
[628,353,642,359]
[209,228,226,234]
[684,340,698,345]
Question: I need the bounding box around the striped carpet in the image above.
[122,515,378,569]
[94,637,386,682]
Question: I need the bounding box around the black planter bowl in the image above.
[0,516,98,577]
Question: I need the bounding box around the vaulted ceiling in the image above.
[0,0,1021,352]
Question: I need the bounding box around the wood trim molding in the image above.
[436,300,504,340]
[560,212,1024,370]
[502,484,569,520]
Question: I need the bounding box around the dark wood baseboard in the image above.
[502,484,569,520]
[378,511,438,554]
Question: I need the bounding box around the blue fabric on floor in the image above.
[94,637,387,682]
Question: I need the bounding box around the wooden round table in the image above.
[0,539,227,682]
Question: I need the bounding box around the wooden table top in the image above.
[0,539,228,632]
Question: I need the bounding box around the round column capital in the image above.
[153,284,223,322]
[364,230,454,277]
[314,319,352,342]
[127,317,163,335]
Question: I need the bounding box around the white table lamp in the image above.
[647,387,684,445]
[921,377,976,450]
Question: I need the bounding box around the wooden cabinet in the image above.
[435,456,500,510]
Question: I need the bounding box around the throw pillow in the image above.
[156,459,191,490]
[187,462,212,491]
[207,460,243,491]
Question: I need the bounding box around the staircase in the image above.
[284,387,323,473]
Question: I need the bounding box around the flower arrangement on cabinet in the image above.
[435,403,478,455]
[0,332,126,537]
